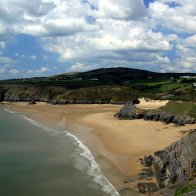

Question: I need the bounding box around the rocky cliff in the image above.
[138,130,196,195]
[153,130,196,189]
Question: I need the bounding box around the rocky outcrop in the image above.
[142,111,195,125]
[0,88,5,102]
[116,103,195,125]
[137,182,159,194]
[50,99,111,105]
[114,102,137,119]
[3,98,50,102]
[28,100,36,105]
[0,92,4,102]
[153,130,196,188]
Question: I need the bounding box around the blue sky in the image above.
[0,0,195,79]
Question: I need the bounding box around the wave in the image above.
[3,107,50,131]
[3,106,16,114]
[22,116,120,195]
[66,133,119,196]
[3,108,119,196]
[21,115,61,135]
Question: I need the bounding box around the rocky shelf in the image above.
[115,102,196,126]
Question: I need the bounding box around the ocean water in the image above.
[0,106,119,196]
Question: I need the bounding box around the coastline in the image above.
[2,101,195,195]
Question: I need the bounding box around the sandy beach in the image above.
[4,100,195,195]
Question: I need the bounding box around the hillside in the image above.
[0,67,195,103]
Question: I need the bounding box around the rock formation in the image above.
[114,101,137,119]
[153,129,196,188]
[138,130,196,194]
[141,112,195,125]
[28,100,36,105]
[0,88,5,102]
[116,103,195,125]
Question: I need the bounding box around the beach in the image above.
[5,100,195,195]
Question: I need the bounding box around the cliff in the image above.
[138,130,196,195]
[153,130,196,188]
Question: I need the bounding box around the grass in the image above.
[144,82,188,93]
[58,86,139,101]
[160,101,196,118]
[174,184,196,196]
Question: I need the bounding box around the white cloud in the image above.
[89,0,147,20]
[10,69,20,75]
[0,56,15,64]
[30,55,37,60]
[38,66,51,73]
[0,41,5,49]
[69,63,96,72]
[42,55,48,60]
[149,0,196,34]
[0,67,5,74]
[0,0,195,74]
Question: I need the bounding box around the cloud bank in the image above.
[0,0,195,78]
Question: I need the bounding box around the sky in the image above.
[0,0,195,79]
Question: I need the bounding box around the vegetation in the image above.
[160,101,196,118]
[0,67,195,102]
[58,86,139,102]
[174,184,196,196]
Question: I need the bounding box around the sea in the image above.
[0,106,119,196]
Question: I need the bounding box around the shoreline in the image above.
[2,101,195,195]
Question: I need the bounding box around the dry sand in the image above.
[4,100,195,195]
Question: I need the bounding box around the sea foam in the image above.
[3,106,16,114]
[66,133,120,196]
[3,107,119,196]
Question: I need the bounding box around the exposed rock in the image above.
[109,100,126,105]
[28,100,36,105]
[184,115,196,124]
[138,168,154,180]
[116,107,195,125]
[0,92,4,102]
[114,102,136,120]
[172,116,186,126]
[137,182,159,194]
[172,115,195,126]
[159,113,175,124]
[139,155,154,167]
[133,99,140,104]
[153,130,196,188]
[136,112,145,119]
[143,112,161,121]
[0,88,5,102]
[50,99,112,105]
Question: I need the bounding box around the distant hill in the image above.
[71,67,195,82]
[0,67,195,103]
[1,67,195,84]
[79,67,195,82]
